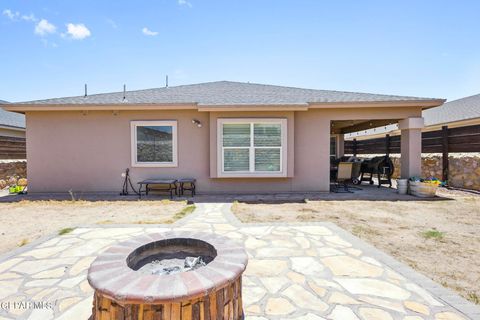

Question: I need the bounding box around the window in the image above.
[131,121,177,167]
[218,119,287,177]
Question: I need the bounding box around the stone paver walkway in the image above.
[0,203,478,319]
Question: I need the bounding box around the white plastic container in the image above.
[396,179,408,195]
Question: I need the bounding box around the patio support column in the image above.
[335,134,345,158]
[399,117,424,179]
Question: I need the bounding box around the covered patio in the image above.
[329,112,426,190]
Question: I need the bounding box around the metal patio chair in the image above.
[331,162,354,193]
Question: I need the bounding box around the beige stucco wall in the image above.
[26,106,423,193]
[27,110,209,193]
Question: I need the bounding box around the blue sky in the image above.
[1,0,479,102]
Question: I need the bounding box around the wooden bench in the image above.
[138,179,178,199]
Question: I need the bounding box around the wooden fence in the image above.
[0,136,26,159]
[343,124,480,181]
[344,135,401,155]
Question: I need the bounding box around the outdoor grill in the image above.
[87,232,248,320]
[360,155,395,187]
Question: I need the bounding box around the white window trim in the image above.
[131,120,178,168]
[217,118,287,178]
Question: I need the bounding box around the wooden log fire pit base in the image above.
[92,276,242,320]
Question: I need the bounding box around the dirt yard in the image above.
[0,200,190,255]
[232,189,480,304]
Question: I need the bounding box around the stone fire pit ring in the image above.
[87,231,248,319]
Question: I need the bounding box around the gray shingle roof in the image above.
[423,93,480,126]
[346,93,480,138]
[12,81,441,106]
[0,100,25,129]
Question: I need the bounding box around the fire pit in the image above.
[87,232,248,320]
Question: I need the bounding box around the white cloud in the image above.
[65,23,91,40]
[34,19,56,36]
[178,0,192,8]
[2,9,19,20]
[21,13,37,22]
[3,8,90,46]
[3,9,37,22]
[142,27,158,36]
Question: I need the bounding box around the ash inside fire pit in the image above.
[138,255,208,275]
[127,238,216,276]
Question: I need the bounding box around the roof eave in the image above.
[0,124,26,131]
[3,102,311,112]
[308,99,446,109]
[2,103,198,112]
[1,98,446,112]
[424,117,480,131]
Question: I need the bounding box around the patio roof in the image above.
[345,93,480,139]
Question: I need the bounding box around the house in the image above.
[422,93,480,129]
[345,93,480,140]
[0,81,444,193]
[0,100,26,160]
[0,100,25,139]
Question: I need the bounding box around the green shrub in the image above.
[421,229,445,240]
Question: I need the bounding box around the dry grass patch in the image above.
[351,225,382,239]
[18,238,29,247]
[174,204,196,220]
[468,292,480,305]
[0,199,191,254]
[232,190,480,304]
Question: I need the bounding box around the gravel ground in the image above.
[0,199,188,255]
[232,188,480,304]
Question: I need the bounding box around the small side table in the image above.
[178,178,196,196]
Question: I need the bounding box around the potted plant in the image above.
[7,176,27,194]
[408,177,442,197]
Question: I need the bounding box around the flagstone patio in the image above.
[0,203,478,319]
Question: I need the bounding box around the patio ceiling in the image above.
[331,119,399,134]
